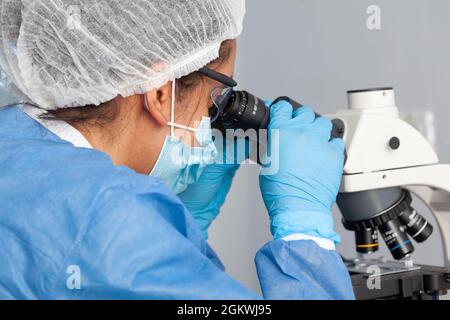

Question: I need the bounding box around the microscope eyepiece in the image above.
[209,90,345,140]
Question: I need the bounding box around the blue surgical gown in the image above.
[0,106,355,300]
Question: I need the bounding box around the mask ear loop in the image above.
[170,80,176,137]
[168,80,199,134]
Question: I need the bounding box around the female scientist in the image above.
[0,0,354,299]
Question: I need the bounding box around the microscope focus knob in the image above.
[389,137,401,150]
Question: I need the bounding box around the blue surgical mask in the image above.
[149,81,218,194]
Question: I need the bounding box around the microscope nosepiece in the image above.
[338,189,433,261]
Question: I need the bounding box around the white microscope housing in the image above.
[330,88,450,266]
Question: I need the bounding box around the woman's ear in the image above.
[144,81,173,127]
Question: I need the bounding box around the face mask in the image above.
[149,81,218,194]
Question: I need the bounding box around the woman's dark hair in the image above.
[41,40,234,126]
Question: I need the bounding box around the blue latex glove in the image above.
[178,138,249,239]
[259,100,345,243]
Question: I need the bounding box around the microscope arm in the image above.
[341,164,450,266]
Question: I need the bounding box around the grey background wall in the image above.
[208,0,450,292]
[1,0,449,294]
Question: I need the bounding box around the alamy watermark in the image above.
[170,126,281,176]
[66,265,82,290]
[367,5,382,30]
[366,265,381,290]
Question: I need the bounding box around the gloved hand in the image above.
[259,100,345,243]
[178,138,249,239]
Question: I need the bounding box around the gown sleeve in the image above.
[255,240,355,300]
[47,183,354,300]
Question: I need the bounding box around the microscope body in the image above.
[329,88,450,299]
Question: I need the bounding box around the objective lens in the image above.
[379,218,415,260]
[355,228,379,254]
[398,208,433,243]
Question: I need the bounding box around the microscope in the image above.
[330,88,450,300]
[207,79,450,299]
